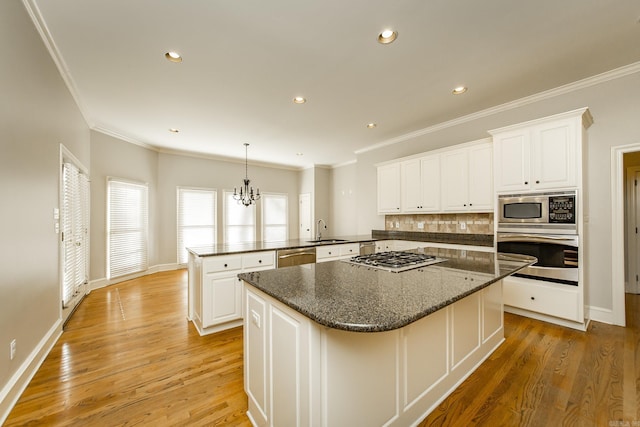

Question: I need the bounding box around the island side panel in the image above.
[243,280,505,427]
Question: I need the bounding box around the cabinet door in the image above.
[420,155,440,212]
[468,143,493,211]
[493,130,530,193]
[400,159,422,212]
[203,275,242,327]
[377,163,401,214]
[441,149,469,211]
[531,119,577,189]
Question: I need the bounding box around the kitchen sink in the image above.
[306,239,348,244]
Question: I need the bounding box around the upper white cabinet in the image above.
[377,163,401,213]
[490,108,592,193]
[441,142,493,212]
[401,154,440,213]
[377,139,492,215]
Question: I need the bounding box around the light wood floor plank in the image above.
[5,270,639,426]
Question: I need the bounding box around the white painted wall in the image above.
[330,162,358,236]
[348,71,640,316]
[0,0,90,418]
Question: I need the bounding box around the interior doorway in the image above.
[626,165,640,294]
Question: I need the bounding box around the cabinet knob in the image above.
[224,263,228,267]
[463,204,467,207]
[530,296,535,300]
[524,181,528,185]
[536,180,540,184]
[469,203,473,206]
[258,259,262,263]
[328,251,332,255]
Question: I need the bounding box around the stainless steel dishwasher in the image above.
[276,247,316,268]
[359,241,376,255]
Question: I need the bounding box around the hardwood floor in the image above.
[5,270,640,426]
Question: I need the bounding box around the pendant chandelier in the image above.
[233,143,260,207]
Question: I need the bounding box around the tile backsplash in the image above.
[385,213,493,234]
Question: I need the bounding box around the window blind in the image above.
[224,190,255,244]
[177,188,216,264]
[62,162,89,308]
[262,193,288,242]
[107,178,148,279]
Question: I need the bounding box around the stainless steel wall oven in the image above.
[497,190,579,286]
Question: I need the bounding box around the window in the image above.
[262,193,288,242]
[177,187,216,264]
[107,178,148,278]
[61,161,89,308]
[224,190,255,244]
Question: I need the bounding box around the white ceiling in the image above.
[28,0,640,169]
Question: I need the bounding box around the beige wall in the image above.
[330,162,358,236]
[156,152,300,265]
[0,0,90,416]
[90,132,159,280]
[349,71,640,315]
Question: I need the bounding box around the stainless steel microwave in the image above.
[497,190,577,233]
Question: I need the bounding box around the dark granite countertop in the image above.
[187,231,494,257]
[239,248,535,333]
[186,235,376,257]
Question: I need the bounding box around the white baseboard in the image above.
[587,305,615,325]
[89,263,183,291]
[0,320,63,425]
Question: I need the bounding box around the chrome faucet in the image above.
[316,219,326,241]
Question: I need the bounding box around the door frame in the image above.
[611,143,640,326]
[626,166,640,294]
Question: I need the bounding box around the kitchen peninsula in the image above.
[239,248,534,426]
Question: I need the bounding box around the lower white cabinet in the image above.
[503,275,583,328]
[316,243,359,262]
[190,250,275,335]
[244,280,503,426]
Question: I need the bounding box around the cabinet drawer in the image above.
[243,251,275,270]
[203,255,242,274]
[503,276,580,321]
[339,243,359,257]
[316,245,339,260]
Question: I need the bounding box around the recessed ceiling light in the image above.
[452,86,468,95]
[366,123,377,129]
[293,96,306,104]
[165,51,182,63]
[168,128,180,133]
[378,29,398,44]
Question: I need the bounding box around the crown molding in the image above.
[355,61,640,155]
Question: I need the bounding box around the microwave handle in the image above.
[497,234,578,246]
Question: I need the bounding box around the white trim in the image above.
[0,320,63,425]
[504,306,588,331]
[587,305,615,325]
[356,62,640,155]
[610,144,640,327]
[21,0,92,127]
[90,263,183,291]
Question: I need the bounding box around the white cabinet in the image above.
[401,155,440,213]
[192,251,275,335]
[441,142,493,212]
[491,108,592,193]
[375,240,394,252]
[377,163,401,214]
[503,275,582,323]
[316,243,359,262]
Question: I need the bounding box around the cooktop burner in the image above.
[345,251,447,272]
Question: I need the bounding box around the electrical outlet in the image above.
[395,221,400,228]
[10,339,16,360]
[417,221,424,229]
[460,222,466,230]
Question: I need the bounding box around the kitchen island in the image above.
[239,248,534,427]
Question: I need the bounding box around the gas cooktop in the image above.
[344,251,447,273]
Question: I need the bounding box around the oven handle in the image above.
[497,233,578,246]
